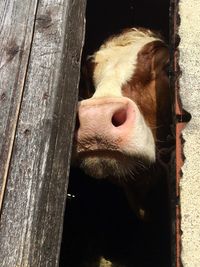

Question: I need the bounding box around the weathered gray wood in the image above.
[0,0,86,266]
[0,0,39,209]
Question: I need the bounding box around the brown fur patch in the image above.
[122,40,170,140]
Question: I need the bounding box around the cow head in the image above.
[73,28,171,183]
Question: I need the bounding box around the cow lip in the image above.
[75,136,121,154]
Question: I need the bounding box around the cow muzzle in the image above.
[73,97,155,179]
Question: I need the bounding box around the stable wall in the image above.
[179,1,200,266]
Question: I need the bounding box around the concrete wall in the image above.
[179,1,200,266]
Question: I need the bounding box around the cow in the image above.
[72,28,172,221]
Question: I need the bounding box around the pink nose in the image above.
[75,97,136,149]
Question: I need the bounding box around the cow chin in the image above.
[78,151,154,180]
[80,156,121,179]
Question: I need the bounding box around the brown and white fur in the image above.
[73,28,172,220]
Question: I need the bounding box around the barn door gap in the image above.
[60,0,175,266]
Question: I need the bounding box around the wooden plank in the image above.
[170,1,182,267]
[0,0,86,266]
[0,0,39,209]
[168,1,179,267]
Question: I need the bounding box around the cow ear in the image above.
[79,58,96,100]
[132,41,168,85]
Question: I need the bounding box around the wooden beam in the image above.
[0,0,86,266]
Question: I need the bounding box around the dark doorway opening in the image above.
[60,0,173,267]
[83,0,170,57]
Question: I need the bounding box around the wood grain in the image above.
[0,0,39,209]
[0,0,86,266]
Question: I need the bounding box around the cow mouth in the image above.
[78,149,124,160]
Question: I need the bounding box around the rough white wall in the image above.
[179,1,200,266]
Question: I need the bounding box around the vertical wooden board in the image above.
[0,0,86,266]
[0,0,39,204]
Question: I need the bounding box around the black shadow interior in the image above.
[60,1,172,266]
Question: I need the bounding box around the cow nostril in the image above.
[112,109,127,127]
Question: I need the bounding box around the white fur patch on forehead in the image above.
[91,28,162,98]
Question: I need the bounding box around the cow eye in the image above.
[163,63,173,76]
